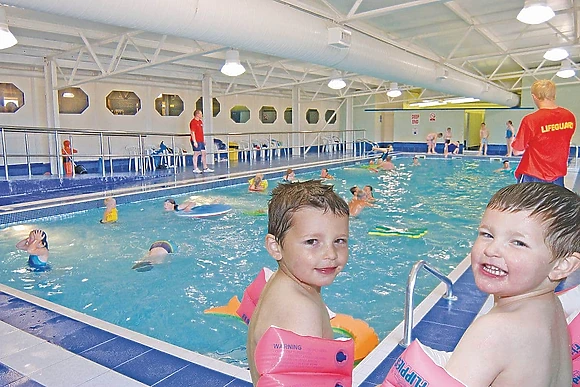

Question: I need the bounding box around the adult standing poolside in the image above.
[189,109,214,174]
[512,79,576,186]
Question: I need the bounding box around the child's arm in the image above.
[101,208,111,223]
[444,313,507,386]
[15,238,29,250]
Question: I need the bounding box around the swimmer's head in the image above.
[486,183,580,262]
[502,160,510,166]
[164,198,177,211]
[30,229,49,250]
[104,197,116,207]
[268,180,349,246]
[63,140,71,147]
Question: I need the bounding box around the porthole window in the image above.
[231,105,250,124]
[106,90,141,115]
[306,109,319,124]
[0,83,24,113]
[284,107,292,124]
[196,97,221,117]
[259,106,277,124]
[58,87,89,114]
[325,109,337,124]
[155,94,183,116]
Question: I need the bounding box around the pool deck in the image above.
[1,152,579,386]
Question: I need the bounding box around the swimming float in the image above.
[100,208,118,223]
[204,267,379,364]
[243,209,267,216]
[369,225,427,238]
[381,340,464,387]
[255,326,353,387]
[249,177,268,191]
[381,284,580,386]
[175,203,232,218]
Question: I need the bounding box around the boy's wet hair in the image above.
[487,183,580,261]
[349,186,358,195]
[268,180,349,246]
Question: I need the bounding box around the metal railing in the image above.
[0,125,370,181]
[571,143,579,169]
[400,260,457,347]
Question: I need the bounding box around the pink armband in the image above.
[381,340,465,387]
[255,326,353,387]
[236,267,272,324]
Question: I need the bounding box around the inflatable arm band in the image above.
[256,326,353,387]
[381,340,464,387]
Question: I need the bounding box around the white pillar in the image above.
[202,73,214,165]
[345,96,354,152]
[44,58,60,175]
[292,86,300,157]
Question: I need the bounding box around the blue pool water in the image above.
[0,157,516,367]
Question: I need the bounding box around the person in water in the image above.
[16,229,49,269]
[163,198,197,212]
[100,197,118,223]
[132,241,174,272]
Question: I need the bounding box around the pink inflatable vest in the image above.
[255,326,354,387]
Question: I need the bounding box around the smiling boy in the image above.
[246,180,350,385]
[445,182,580,386]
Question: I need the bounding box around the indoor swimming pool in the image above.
[0,157,517,368]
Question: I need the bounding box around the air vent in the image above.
[328,27,351,49]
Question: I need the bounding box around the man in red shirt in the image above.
[512,80,575,186]
[189,109,213,173]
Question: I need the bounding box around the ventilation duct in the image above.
[2,0,520,106]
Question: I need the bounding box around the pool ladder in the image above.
[400,260,457,347]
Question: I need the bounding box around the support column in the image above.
[44,58,60,175]
[291,86,300,157]
[345,96,354,152]
[202,74,214,165]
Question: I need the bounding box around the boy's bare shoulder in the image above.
[254,276,327,337]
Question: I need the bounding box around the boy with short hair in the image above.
[246,180,350,385]
[445,182,580,386]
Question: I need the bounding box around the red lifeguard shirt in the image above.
[512,107,576,181]
[189,118,204,143]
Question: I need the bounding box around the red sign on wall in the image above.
[411,113,420,125]
[429,113,436,122]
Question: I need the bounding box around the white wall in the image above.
[0,74,342,163]
[394,110,465,143]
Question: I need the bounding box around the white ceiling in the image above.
[0,0,578,107]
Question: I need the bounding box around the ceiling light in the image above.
[556,60,575,79]
[409,100,447,108]
[328,70,346,90]
[544,47,568,61]
[517,0,555,25]
[62,92,75,98]
[220,49,246,77]
[445,97,480,104]
[386,82,402,98]
[0,7,17,50]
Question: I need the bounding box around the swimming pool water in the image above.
[0,157,516,367]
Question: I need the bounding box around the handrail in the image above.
[400,260,457,347]
[0,125,368,180]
